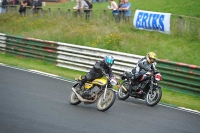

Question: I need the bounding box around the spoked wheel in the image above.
[145,87,162,106]
[69,91,81,105]
[97,89,116,112]
[117,81,130,100]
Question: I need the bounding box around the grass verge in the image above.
[0,52,200,111]
[0,2,200,65]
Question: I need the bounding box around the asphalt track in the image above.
[0,65,200,133]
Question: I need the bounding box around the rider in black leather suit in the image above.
[77,55,115,90]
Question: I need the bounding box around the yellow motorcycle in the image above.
[69,73,119,111]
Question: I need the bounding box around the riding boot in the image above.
[128,84,133,92]
[77,75,87,90]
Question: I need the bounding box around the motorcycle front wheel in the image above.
[69,91,81,105]
[97,89,116,112]
[145,87,162,106]
[117,81,130,100]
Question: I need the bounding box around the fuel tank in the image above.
[84,78,107,89]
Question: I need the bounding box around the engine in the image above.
[82,86,101,99]
[90,86,101,94]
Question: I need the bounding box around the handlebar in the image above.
[101,70,120,86]
[101,70,109,78]
[147,69,160,76]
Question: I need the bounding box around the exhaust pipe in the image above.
[72,87,97,103]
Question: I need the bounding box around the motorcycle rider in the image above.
[77,55,115,95]
[131,52,157,94]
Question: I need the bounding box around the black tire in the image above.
[145,87,162,106]
[97,89,116,112]
[69,91,81,105]
[117,81,130,100]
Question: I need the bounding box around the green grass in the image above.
[0,14,199,65]
[0,0,200,65]
[0,52,85,79]
[162,89,200,111]
[0,52,200,111]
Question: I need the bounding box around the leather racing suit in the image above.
[79,60,113,87]
[132,57,157,81]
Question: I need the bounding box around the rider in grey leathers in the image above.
[131,52,157,93]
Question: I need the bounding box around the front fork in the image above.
[149,82,161,95]
[148,78,155,95]
[103,84,108,100]
[120,81,129,92]
[121,85,128,91]
[149,84,153,95]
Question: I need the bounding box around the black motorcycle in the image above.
[117,70,163,106]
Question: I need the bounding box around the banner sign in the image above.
[133,10,171,34]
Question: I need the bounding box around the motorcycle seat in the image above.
[125,71,134,78]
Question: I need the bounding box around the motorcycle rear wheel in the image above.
[145,87,162,106]
[69,91,81,105]
[117,81,130,100]
[97,89,116,112]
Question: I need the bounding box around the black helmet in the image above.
[104,55,114,67]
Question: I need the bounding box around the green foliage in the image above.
[0,1,200,66]
[162,89,200,111]
[0,52,86,79]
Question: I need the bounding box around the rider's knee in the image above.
[81,75,87,81]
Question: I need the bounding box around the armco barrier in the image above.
[0,33,200,94]
[0,33,143,74]
[56,42,142,74]
[156,60,200,94]
[0,34,59,63]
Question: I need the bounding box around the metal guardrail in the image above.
[56,42,142,74]
[157,60,200,94]
[0,33,200,94]
[0,33,142,73]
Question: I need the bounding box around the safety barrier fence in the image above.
[156,60,200,94]
[0,33,200,95]
[1,5,131,23]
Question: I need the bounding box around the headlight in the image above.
[110,77,118,85]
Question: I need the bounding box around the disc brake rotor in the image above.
[70,92,79,103]
[119,88,127,96]
[149,91,157,100]
[100,93,112,105]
